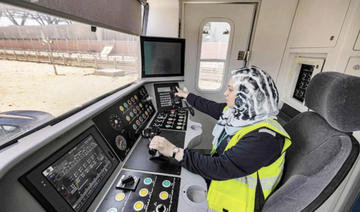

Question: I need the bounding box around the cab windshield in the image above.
[0,3,140,147]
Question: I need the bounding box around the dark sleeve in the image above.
[180,131,284,180]
[186,93,227,120]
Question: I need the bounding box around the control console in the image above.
[18,83,206,212]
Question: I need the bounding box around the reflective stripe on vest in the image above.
[207,117,291,212]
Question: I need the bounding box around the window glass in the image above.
[0,4,140,146]
[198,22,230,90]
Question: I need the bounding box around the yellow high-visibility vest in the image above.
[207,118,291,212]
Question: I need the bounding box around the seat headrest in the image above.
[305,72,360,132]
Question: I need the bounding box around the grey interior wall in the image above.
[0,0,142,35]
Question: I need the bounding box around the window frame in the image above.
[195,18,234,93]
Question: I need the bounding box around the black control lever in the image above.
[142,127,169,161]
[183,101,195,116]
[172,91,182,107]
[142,127,160,138]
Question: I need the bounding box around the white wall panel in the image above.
[147,0,179,37]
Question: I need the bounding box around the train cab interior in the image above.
[0,0,360,211]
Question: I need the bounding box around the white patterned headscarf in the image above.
[212,66,280,145]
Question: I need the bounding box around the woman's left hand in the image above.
[149,136,175,157]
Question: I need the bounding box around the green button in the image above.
[107,208,117,212]
[144,177,152,185]
[162,180,171,188]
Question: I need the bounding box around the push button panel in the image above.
[150,109,188,131]
[96,170,181,212]
[93,86,156,161]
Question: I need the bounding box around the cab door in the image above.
[183,3,256,149]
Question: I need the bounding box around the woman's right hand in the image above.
[175,87,189,99]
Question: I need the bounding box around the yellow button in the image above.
[119,106,124,111]
[115,192,125,201]
[133,201,144,211]
[139,188,149,197]
[126,116,130,121]
[159,191,169,200]
[176,126,182,129]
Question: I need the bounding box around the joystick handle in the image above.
[148,148,158,156]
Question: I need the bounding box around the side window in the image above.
[197,21,231,90]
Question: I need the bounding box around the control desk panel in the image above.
[17,83,207,212]
[93,86,156,161]
[97,170,180,212]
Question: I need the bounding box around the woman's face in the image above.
[224,77,236,108]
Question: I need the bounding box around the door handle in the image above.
[237,50,250,61]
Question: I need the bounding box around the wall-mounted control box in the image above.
[289,57,325,109]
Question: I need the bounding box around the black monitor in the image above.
[140,36,185,78]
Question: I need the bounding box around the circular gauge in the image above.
[109,114,122,130]
[115,135,127,151]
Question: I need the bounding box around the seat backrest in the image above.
[262,72,360,212]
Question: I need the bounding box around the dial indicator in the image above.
[115,135,127,151]
[109,114,122,131]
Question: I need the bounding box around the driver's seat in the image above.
[263,72,360,211]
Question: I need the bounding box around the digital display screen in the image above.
[157,87,171,92]
[141,37,185,78]
[42,135,112,211]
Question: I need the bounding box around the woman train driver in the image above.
[149,66,292,212]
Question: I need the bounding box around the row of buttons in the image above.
[126,105,152,126]
[108,179,172,212]
[114,190,169,202]
[119,95,139,112]
[107,200,145,212]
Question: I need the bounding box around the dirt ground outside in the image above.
[0,59,223,118]
[0,60,138,117]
